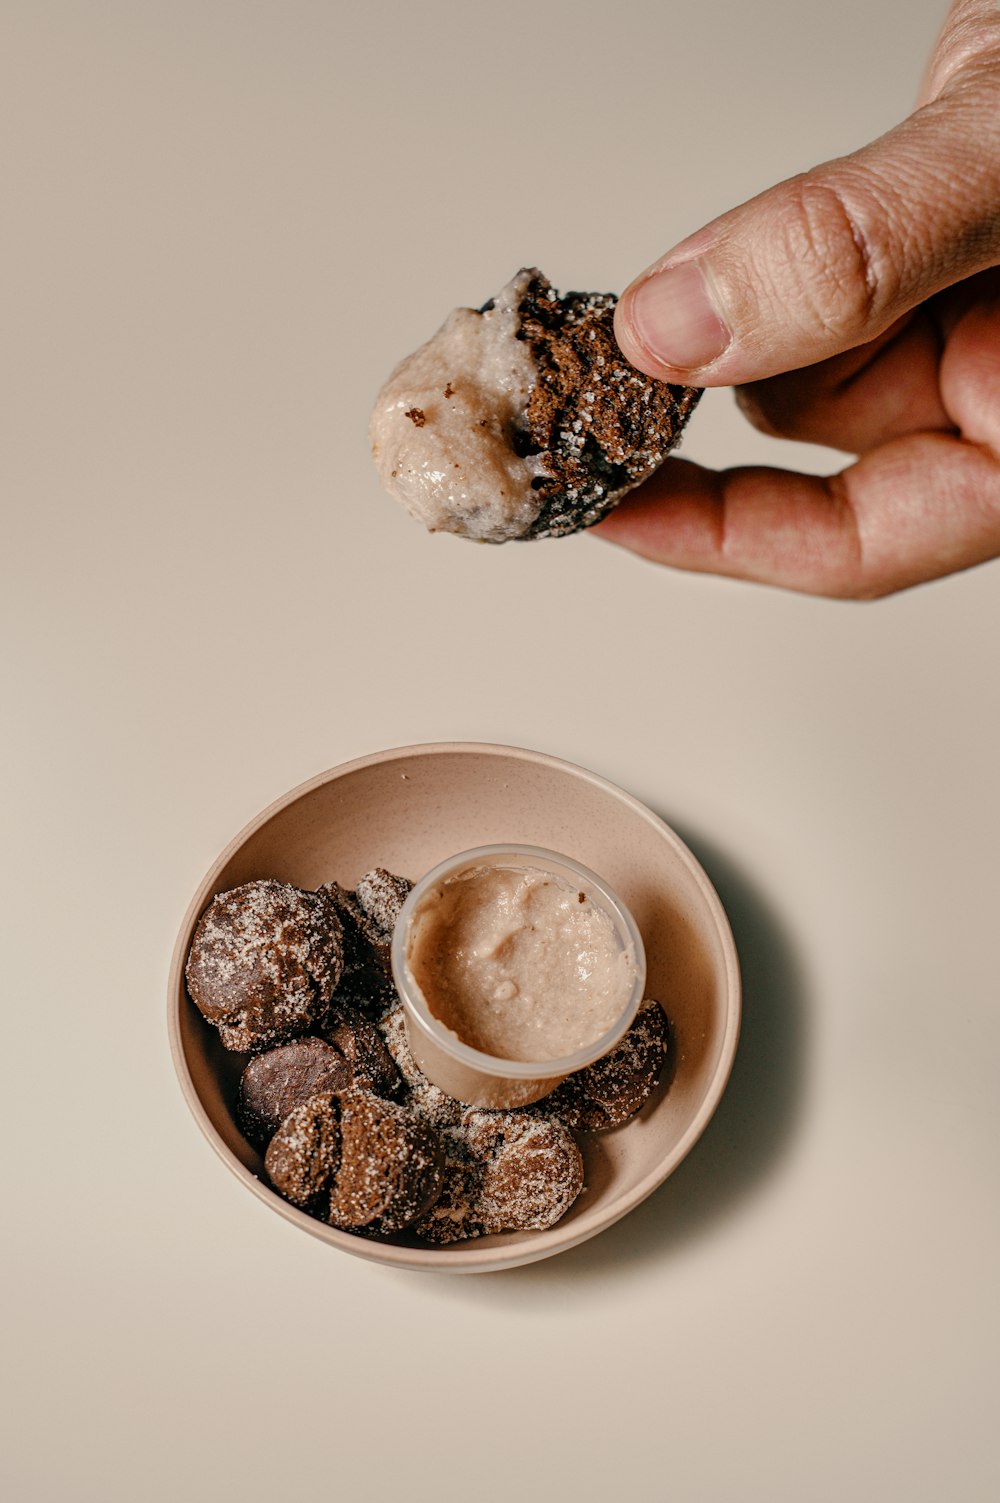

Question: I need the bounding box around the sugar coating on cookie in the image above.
[327,1092,443,1236]
[414,1110,584,1243]
[378,1002,467,1128]
[536,997,671,1130]
[464,1110,584,1233]
[354,868,412,936]
[185,880,344,1053]
[370,268,701,543]
[264,1091,343,1209]
[326,1015,402,1102]
[317,880,394,1016]
[239,1037,353,1147]
[411,1128,481,1245]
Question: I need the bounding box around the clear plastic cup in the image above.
[391,844,647,1109]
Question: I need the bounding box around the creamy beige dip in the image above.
[406,864,634,1063]
[369,270,549,543]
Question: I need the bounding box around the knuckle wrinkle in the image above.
[779,178,888,341]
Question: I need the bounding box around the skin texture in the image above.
[597,1,1000,599]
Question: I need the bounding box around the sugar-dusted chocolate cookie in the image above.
[414,1109,583,1243]
[326,1015,402,1102]
[264,1091,343,1211]
[238,1037,353,1147]
[536,997,671,1130]
[378,1002,467,1127]
[185,879,344,1052]
[354,867,412,937]
[464,1110,584,1234]
[370,267,700,543]
[317,880,394,1016]
[327,1092,443,1236]
[410,1128,480,1246]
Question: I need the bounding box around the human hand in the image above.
[597,0,1000,598]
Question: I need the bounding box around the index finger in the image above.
[591,439,1000,599]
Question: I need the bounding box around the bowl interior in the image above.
[170,743,740,1272]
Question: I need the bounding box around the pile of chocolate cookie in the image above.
[185,870,670,1244]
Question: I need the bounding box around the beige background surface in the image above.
[3,2,998,1499]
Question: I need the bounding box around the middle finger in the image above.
[735,309,954,455]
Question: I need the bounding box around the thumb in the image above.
[615,53,1000,386]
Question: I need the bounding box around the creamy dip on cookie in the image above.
[369,270,548,543]
[405,863,635,1063]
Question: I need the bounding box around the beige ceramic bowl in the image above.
[168,743,741,1273]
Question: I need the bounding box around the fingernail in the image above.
[628,259,731,372]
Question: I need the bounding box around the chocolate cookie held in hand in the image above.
[370,268,701,542]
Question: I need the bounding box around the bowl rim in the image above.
[167,740,742,1274]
